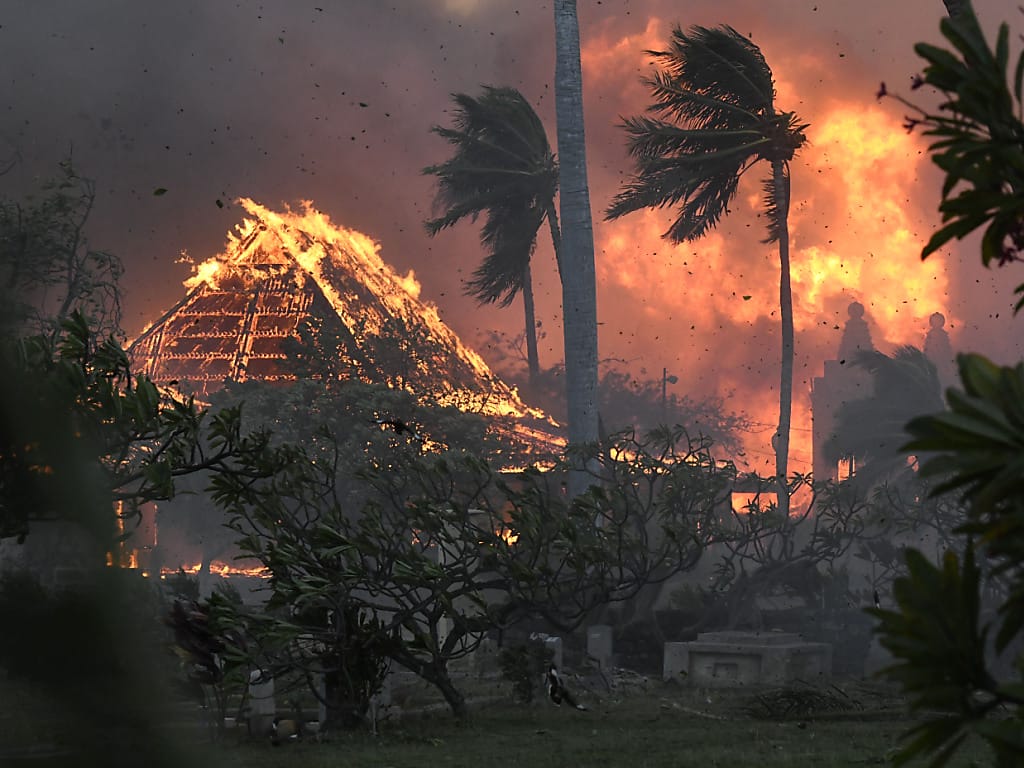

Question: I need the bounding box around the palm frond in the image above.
[607,24,806,245]
[423,186,530,234]
[465,201,545,307]
[607,152,748,241]
[647,25,774,119]
[620,115,768,162]
[676,25,775,105]
[424,85,557,309]
[666,167,743,241]
[642,71,762,127]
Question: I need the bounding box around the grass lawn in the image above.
[208,691,993,768]
[0,674,995,767]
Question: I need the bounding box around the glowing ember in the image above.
[494,525,519,546]
[160,561,269,578]
[731,491,777,515]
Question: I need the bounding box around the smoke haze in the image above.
[2,0,1021,470]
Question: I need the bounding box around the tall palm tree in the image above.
[554,0,600,496]
[823,347,945,491]
[423,86,560,382]
[606,24,807,513]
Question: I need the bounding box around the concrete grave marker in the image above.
[248,669,276,736]
[587,624,613,671]
[663,630,832,687]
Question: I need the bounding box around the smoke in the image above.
[2,0,1022,470]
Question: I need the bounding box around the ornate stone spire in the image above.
[811,301,875,484]
[924,311,957,387]
[837,301,874,360]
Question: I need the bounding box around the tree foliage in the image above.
[165,587,252,735]
[606,24,807,242]
[824,346,945,490]
[870,354,1024,766]
[607,23,808,512]
[693,475,870,634]
[0,159,123,338]
[211,424,739,719]
[0,312,259,554]
[884,7,1024,311]
[423,86,559,380]
[481,341,751,456]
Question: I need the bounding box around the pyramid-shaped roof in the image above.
[129,199,561,455]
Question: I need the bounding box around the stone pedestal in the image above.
[248,670,276,736]
[543,635,563,671]
[587,624,613,670]
[663,631,831,687]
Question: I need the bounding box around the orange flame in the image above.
[731,492,774,515]
[494,525,519,546]
[580,20,954,475]
[184,198,558,426]
[160,561,269,578]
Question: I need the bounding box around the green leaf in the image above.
[920,213,989,258]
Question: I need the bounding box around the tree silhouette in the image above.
[607,24,807,512]
[424,86,560,383]
[824,346,944,491]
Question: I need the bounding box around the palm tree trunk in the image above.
[545,201,564,280]
[521,262,540,381]
[553,0,600,498]
[773,160,794,517]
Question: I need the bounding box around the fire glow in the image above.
[579,19,955,475]
[160,561,270,578]
[182,199,554,424]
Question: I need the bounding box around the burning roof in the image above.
[129,198,562,458]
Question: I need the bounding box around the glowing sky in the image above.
[2,0,1022,471]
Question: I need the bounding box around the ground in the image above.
[0,671,994,767]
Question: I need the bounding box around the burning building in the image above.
[128,198,562,455]
[123,199,563,583]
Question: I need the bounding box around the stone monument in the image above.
[811,302,876,483]
[663,630,831,687]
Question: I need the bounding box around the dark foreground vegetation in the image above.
[0,671,995,768]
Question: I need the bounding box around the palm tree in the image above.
[823,346,945,491]
[554,0,600,496]
[606,24,807,513]
[423,86,560,383]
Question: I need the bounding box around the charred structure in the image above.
[128,199,562,458]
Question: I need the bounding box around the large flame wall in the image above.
[575,14,953,472]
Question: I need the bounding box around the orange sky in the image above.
[572,10,955,470]
[3,0,1023,472]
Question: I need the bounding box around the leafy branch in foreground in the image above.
[870,353,1024,766]
[880,7,1024,311]
[0,158,123,338]
[0,312,257,552]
